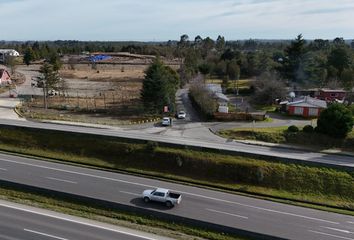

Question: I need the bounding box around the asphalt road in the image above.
[0,200,172,240]
[0,153,354,240]
[0,119,353,169]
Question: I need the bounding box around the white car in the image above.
[177,111,186,119]
[142,188,182,207]
[48,89,59,97]
[161,117,171,126]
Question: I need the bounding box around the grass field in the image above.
[206,78,253,89]
[219,126,354,151]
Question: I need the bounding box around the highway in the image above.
[1,153,354,240]
[0,119,353,169]
[0,200,172,240]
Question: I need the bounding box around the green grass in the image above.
[219,126,354,150]
[253,105,277,112]
[206,78,252,88]
[0,185,246,240]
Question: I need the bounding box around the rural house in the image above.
[0,69,12,85]
[286,96,327,117]
[316,89,346,102]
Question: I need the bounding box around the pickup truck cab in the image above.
[142,188,182,207]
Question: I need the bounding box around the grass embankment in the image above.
[219,127,354,151]
[0,126,353,213]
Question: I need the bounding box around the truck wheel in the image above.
[166,201,173,208]
[143,197,150,203]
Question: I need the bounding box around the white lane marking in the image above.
[178,191,339,225]
[309,230,354,240]
[0,168,7,171]
[24,229,68,240]
[0,158,154,188]
[120,191,141,197]
[0,158,339,225]
[46,177,77,184]
[347,221,354,225]
[206,209,248,219]
[0,203,158,240]
[321,226,354,234]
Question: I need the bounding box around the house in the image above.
[286,96,327,117]
[0,49,20,63]
[205,84,229,104]
[316,89,346,102]
[205,84,230,113]
[0,69,12,85]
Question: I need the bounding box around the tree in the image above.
[5,55,17,75]
[340,69,354,91]
[38,63,60,109]
[198,62,211,82]
[189,81,218,118]
[194,35,203,46]
[327,47,352,77]
[281,34,307,82]
[178,34,189,47]
[141,58,180,113]
[23,47,35,65]
[251,72,286,105]
[49,52,62,71]
[317,103,353,138]
[227,61,241,94]
[216,35,226,52]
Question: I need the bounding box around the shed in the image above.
[287,96,327,117]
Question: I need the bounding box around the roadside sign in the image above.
[164,106,169,113]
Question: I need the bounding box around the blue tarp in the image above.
[89,55,112,62]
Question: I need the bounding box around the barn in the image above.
[287,96,327,117]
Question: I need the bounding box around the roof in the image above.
[320,89,346,93]
[287,96,327,108]
[0,49,20,56]
[0,69,9,77]
[155,188,169,193]
[205,84,229,102]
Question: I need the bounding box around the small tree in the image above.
[251,72,286,105]
[5,55,17,75]
[38,63,60,109]
[317,103,353,138]
[23,47,35,66]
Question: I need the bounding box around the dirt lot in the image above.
[20,53,180,122]
[22,63,153,122]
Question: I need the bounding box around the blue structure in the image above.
[89,55,112,62]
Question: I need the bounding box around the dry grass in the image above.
[60,64,146,81]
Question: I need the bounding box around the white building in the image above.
[0,49,20,63]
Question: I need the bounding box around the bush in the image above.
[302,125,314,133]
[317,103,354,138]
[287,125,299,132]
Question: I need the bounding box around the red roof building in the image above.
[286,96,327,117]
[316,89,346,102]
[0,69,12,85]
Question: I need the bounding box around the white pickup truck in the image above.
[142,188,182,207]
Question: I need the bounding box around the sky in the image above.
[0,0,353,41]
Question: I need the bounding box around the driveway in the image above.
[0,98,24,120]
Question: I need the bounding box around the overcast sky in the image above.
[1,0,353,41]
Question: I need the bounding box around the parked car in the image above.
[161,117,171,126]
[48,89,59,97]
[177,111,186,119]
[142,188,182,207]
